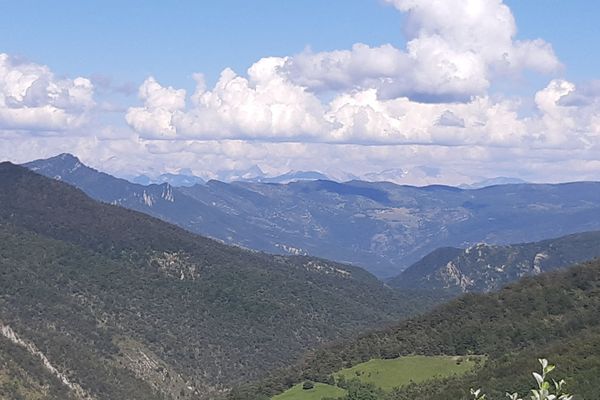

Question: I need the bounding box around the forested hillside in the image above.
[232,260,600,400]
[0,163,439,400]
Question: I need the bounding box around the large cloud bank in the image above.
[1,0,600,184]
[124,0,584,150]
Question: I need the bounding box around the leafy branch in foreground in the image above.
[471,359,573,400]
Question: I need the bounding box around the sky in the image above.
[0,0,599,185]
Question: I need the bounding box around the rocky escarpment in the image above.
[390,231,600,293]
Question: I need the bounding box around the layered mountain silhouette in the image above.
[25,154,600,277]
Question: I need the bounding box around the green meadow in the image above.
[272,355,483,400]
[337,355,482,391]
[272,382,346,400]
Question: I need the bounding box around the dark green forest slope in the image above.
[0,163,439,400]
[233,260,600,400]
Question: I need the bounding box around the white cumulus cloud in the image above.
[282,0,560,101]
[4,1,600,187]
[0,53,95,132]
[125,0,568,148]
[127,58,330,141]
[125,77,186,137]
[530,79,600,148]
[126,72,600,150]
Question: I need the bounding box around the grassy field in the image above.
[272,382,346,400]
[271,355,483,399]
[337,355,482,391]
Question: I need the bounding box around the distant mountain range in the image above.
[458,176,529,189]
[0,162,435,400]
[133,171,205,187]
[129,165,526,188]
[246,170,331,184]
[132,165,333,186]
[389,230,600,293]
[24,154,600,277]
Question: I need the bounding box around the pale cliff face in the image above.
[392,232,600,294]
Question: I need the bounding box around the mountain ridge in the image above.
[24,154,600,277]
[389,230,600,293]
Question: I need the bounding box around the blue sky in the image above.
[0,1,396,86]
[0,0,599,184]
[2,1,599,87]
